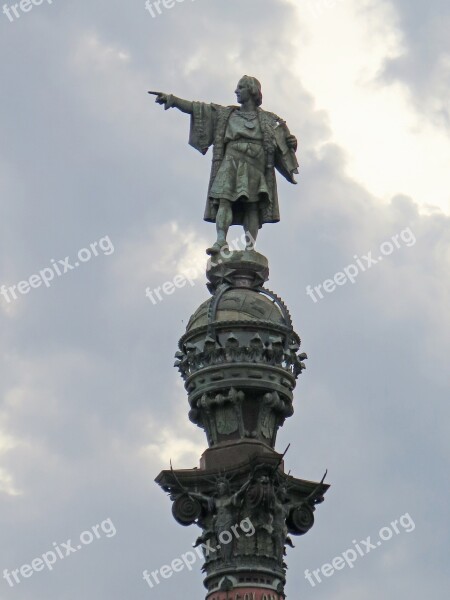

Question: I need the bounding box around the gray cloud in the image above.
[380,0,450,128]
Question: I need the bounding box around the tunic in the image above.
[187,102,298,228]
[209,112,269,208]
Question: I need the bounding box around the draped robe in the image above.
[187,103,299,227]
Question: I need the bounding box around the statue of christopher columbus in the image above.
[149,76,299,255]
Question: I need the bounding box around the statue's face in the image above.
[235,79,251,104]
[217,482,227,495]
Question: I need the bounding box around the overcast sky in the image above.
[0,1,449,599]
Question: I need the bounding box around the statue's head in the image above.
[235,76,263,107]
[216,477,230,496]
[278,485,288,501]
[258,474,270,485]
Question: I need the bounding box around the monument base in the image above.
[206,250,269,293]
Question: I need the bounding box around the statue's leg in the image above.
[207,199,232,255]
[243,204,259,249]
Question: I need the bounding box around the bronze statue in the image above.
[149,76,299,254]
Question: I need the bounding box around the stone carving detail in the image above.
[189,387,245,445]
[158,454,328,597]
[188,387,294,447]
[172,493,202,526]
[169,468,326,570]
[175,335,307,381]
[260,391,293,443]
[190,477,252,564]
[260,404,276,440]
[287,503,315,535]
[216,404,239,435]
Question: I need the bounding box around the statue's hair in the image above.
[240,75,263,106]
[215,476,231,492]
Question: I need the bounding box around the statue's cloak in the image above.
[187,103,299,226]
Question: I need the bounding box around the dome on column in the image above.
[174,251,307,448]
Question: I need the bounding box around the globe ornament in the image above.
[172,493,202,526]
[287,503,315,535]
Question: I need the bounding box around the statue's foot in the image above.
[206,241,228,256]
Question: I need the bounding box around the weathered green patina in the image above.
[149,76,299,255]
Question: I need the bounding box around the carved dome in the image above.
[186,287,289,333]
